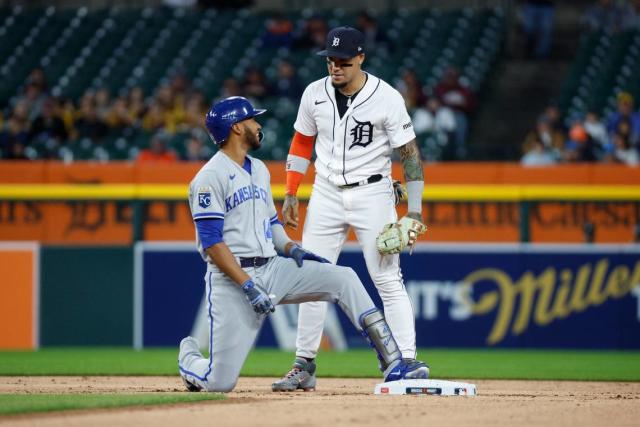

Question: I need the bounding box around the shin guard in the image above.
[359,309,402,371]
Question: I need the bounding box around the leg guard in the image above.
[359,308,402,371]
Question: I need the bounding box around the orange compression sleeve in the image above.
[285,131,315,196]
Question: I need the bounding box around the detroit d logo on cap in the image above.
[198,186,212,208]
[332,37,340,47]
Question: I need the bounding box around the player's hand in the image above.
[241,279,275,315]
[288,244,330,267]
[392,180,407,206]
[282,194,299,229]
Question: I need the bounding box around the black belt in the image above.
[338,174,383,189]
[239,257,271,268]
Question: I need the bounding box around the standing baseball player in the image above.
[178,96,429,393]
[273,26,428,392]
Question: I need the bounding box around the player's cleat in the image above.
[178,336,203,392]
[181,375,202,392]
[271,357,317,392]
[383,358,430,382]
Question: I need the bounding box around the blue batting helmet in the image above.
[205,96,266,144]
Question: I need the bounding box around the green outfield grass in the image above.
[0,393,225,416]
[1,348,640,381]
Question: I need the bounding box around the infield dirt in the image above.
[1,376,639,427]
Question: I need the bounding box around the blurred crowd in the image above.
[0,68,215,162]
[521,92,640,166]
[520,0,640,60]
[0,10,477,163]
[1,6,638,164]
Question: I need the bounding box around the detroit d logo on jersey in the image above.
[198,186,212,208]
[349,118,374,149]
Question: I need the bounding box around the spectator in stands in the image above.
[521,0,555,59]
[0,112,30,160]
[606,92,640,146]
[606,131,639,165]
[59,97,77,138]
[183,128,212,161]
[521,134,556,165]
[26,67,48,93]
[183,90,207,129]
[433,67,476,159]
[272,60,303,100]
[220,78,242,99]
[241,67,271,101]
[542,102,566,133]
[395,69,426,111]
[95,88,111,122]
[564,123,597,162]
[106,95,134,130]
[583,110,608,148]
[17,81,48,122]
[356,11,390,53]
[74,92,108,142]
[412,97,457,161]
[171,73,192,116]
[128,86,147,124]
[261,13,294,48]
[29,98,68,144]
[583,0,627,33]
[293,15,327,51]
[142,102,168,132]
[137,132,178,163]
[522,115,564,160]
[15,68,49,122]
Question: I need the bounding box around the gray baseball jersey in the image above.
[188,151,278,264]
[179,151,379,392]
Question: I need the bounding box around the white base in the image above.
[374,379,477,396]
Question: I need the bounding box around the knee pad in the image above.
[359,308,402,371]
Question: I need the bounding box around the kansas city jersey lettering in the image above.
[189,152,279,262]
[225,184,269,212]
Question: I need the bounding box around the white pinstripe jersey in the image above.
[290,72,416,186]
[189,151,278,263]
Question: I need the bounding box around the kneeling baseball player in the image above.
[178,96,430,392]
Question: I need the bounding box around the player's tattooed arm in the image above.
[396,139,424,222]
[397,139,423,182]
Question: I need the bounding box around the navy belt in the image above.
[339,174,383,189]
[240,257,271,268]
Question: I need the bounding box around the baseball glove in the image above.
[376,216,428,255]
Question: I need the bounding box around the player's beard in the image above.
[243,124,262,151]
[331,80,348,89]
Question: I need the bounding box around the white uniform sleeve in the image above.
[189,172,226,221]
[293,84,318,137]
[385,90,417,148]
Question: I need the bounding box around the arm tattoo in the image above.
[397,140,424,182]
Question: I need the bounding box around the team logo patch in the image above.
[349,119,374,149]
[197,186,212,209]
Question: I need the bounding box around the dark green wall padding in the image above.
[40,247,133,346]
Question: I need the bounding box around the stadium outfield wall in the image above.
[1,242,638,350]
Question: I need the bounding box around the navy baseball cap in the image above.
[317,26,365,59]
